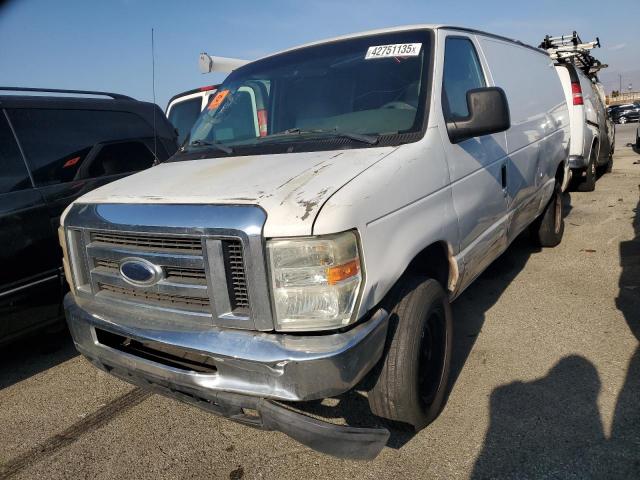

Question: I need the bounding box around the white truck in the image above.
[60,25,570,459]
[166,85,218,147]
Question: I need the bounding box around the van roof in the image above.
[258,24,545,61]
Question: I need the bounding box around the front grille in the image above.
[99,283,210,312]
[82,230,251,320]
[223,240,249,311]
[91,231,203,253]
[65,204,272,331]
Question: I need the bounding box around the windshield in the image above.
[183,29,432,156]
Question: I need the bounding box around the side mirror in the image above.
[446,87,511,144]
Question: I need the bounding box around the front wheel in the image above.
[368,276,452,430]
[531,181,564,247]
[619,116,627,124]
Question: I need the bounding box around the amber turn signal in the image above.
[327,259,360,285]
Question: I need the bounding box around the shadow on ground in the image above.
[471,196,640,479]
[0,326,77,390]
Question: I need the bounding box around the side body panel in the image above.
[584,79,614,165]
[477,36,570,242]
[578,71,601,162]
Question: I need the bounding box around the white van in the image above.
[555,64,614,191]
[60,25,570,459]
[165,85,218,146]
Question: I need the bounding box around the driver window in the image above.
[442,37,486,120]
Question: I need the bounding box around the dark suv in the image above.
[0,87,178,344]
[610,102,640,124]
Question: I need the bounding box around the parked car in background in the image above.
[555,64,614,191]
[166,85,218,146]
[0,87,178,345]
[610,102,640,124]
[60,25,570,459]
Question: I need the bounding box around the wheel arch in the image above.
[403,240,458,294]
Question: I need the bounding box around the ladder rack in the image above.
[539,31,608,79]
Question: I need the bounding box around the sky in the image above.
[0,0,639,109]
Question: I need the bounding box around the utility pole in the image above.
[619,73,622,93]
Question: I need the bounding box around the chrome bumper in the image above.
[64,294,388,402]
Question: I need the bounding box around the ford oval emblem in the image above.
[119,258,164,287]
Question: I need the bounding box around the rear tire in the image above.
[531,181,564,247]
[598,153,613,175]
[577,147,597,192]
[368,276,452,430]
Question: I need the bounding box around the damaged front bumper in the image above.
[64,295,390,459]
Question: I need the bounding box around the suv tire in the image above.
[368,276,452,430]
[531,181,564,247]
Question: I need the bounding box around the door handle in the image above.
[501,162,507,195]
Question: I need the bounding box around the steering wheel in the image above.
[381,101,417,110]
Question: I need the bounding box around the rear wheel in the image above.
[598,152,613,175]
[531,181,564,247]
[368,276,452,430]
[577,146,597,192]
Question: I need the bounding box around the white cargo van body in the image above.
[555,64,613,190]
[60,25,570,459]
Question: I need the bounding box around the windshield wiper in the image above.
[184,139,233,154]
[267,128,379,145]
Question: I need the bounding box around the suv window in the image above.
[168,98,202,146]
[8,109,156,186]
[85,141,156,177]
[442,37,486,120]
[0,112,31,194]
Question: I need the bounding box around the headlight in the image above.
[267,231,363,331]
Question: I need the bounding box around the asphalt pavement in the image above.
[1,124,639,480]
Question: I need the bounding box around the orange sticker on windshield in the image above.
[208,89,229,110]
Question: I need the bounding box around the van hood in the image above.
[74,147,397,236]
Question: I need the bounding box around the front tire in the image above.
[368,276,452,430]
[531,181,564,247]
[619,116,627,125]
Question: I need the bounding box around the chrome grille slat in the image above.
[98,283,210,313]
[87,244,205,269]
[91,269,209,298]
[223,240,249,311]
[91,232,202,253]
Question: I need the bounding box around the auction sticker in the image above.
[365,43,421,59]
[207,89,229,110]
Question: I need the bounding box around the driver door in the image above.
[437,33,509,291]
